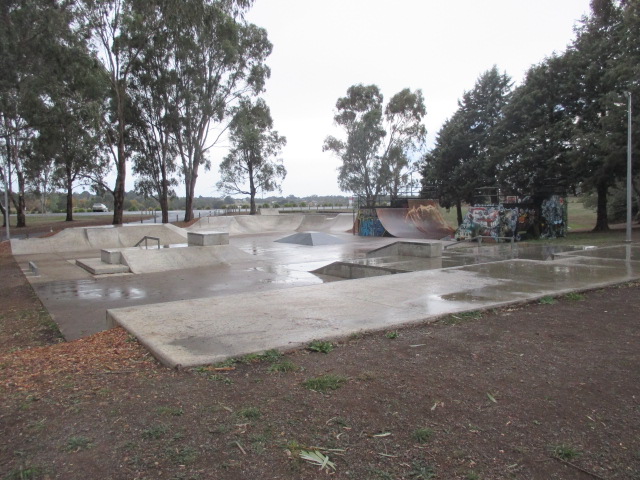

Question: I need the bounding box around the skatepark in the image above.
[10,211,640,368]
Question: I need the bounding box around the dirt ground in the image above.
[1,228,639,479]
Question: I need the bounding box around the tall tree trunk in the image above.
[160,177,169,224]
[112,81,127,226]
[65,176,74,222]
[160,195,169,224]
[456,199,463,226]
[593,180,609,232]
[15,168,26,228]
[184,175,196,222]
[249,163,256,215]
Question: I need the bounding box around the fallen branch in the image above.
[551,456,607,480]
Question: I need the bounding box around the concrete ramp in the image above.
[377,202,454,239]
[188,214,306,235]
[11,227,91,254]
[275,232,344,246]
[327,213,356,233]
[11,224,189,254]
[115,224,188,247]
[232,214,304,234]
[121,245,253,274]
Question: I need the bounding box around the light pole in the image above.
[625,91,632,243]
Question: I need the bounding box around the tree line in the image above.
[421,0,640,231]
[1,0,287,228]
[325,0,639,232]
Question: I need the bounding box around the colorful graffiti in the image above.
[540,195,566,239]
[357,209,386,236]
[456,206,519,241]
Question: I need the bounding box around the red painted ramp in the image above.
[376,201,455,239]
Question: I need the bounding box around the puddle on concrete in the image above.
[38,279,149,300]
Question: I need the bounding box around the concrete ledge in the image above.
[187,231,229,246]
[368,241,442,258]
[313,261,398,279]
[76,258,131,275]
[101,249,122,265]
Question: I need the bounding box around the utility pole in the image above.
[625,92,632,243]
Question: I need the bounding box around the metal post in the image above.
[626,92,633,243]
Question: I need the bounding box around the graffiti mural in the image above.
[455,206,519,242]
[540,195,567,239]
[357,208,386,237]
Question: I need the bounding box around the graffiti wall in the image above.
[357,208,386,237]
[540,195,567,239]
[455,206,519,241]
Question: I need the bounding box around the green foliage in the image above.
[307,340,333,353]
[538,296,556,305]
[422,66,511,214]
[236,407,261,420]
[268,360,299,373]
[65,436,92,452]
[551,443,582,461]
[385,330,399,339]
[565,292,585,301]
[4,466,43,480]
[302,374,347,392]
[156,406,184,416]
[142,424,169,440]
[324,84,426,206]
[217,98,287,215]
[412,427,434,444]
[409,461,436,479]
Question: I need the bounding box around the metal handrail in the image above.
[134,236,161,249]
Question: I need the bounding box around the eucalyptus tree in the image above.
[216,98,286,215]
[0,0,82,227]
[79,0,151,225]
[323,84,426,207]
[129,2,179,224]
[30,30,109,221]
[165,0,272,221]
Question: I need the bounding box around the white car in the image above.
[92,203,109,212]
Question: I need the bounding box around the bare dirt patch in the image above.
[1,230,639,479]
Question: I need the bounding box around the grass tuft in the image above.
[564,292,585,301]
[236,407,261,420]
[413,427,434,444]
[302,374,347,392]
[268,360,299,373]
[307,340,334,353]
[551,443,581,460]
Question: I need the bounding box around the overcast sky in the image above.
[201,0,593,198]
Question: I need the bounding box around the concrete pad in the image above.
[76,258,130,275]
[106,254,640,368]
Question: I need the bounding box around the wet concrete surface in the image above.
[12,224,640,365]
[18,232,401,339]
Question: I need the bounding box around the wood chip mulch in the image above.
[0,327,159,394]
